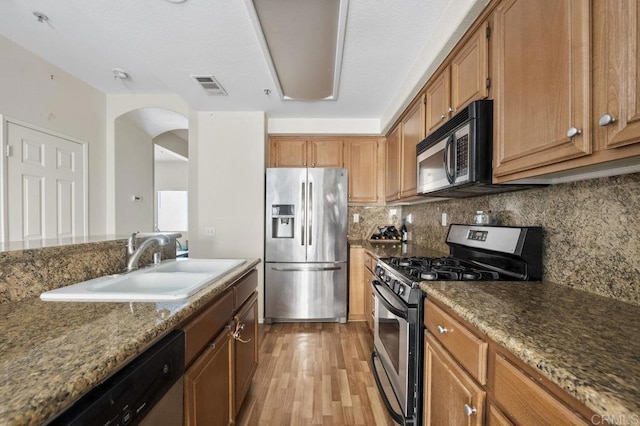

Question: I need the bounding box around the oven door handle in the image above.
[372,281,408,320]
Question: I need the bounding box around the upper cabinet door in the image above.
[492,0,591,179]
[344,139,378,204]
[595,0,640,150]
[385,126,401,202]
[400,95,425,198]
[450,22,489,114]
[425,71,451,135]
[309,139,344,168]
[270,138,307,167]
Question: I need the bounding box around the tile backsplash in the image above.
[401,172,640,306]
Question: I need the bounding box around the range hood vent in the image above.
[192,75,227,96]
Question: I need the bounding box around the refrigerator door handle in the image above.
[271,266,342,272]
[301,182,306,246]
[308,182,313,246]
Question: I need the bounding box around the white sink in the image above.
[40,258,247,302]
[154,258,245,274]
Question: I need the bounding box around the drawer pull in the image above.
[464,404,477,416]
[233,322,251,344]
[437,325,449,334]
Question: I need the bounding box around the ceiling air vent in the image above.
[192,75,227,96]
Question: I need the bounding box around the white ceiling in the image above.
[0,0,481,123]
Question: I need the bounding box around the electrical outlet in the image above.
[353,213,360,223]
[441,212,448,227]
[405,213,413,224]
[205,227,216,237]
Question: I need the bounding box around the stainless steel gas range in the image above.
[371,224,543,425]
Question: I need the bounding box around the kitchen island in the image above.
[421,280,640,421]
[0,258,260,425]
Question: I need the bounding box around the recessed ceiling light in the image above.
[33,11,49,23]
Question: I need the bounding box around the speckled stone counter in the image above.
[0,258,260,426]
[420,281,640,419]
[349,240,446,259]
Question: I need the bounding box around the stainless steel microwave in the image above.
[416,100,539,197]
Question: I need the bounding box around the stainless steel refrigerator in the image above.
[264,168,348,323]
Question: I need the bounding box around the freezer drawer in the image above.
[265,262,347,323]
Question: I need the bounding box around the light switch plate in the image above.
[441,212,448,227]
[353,213,360,223]
[205,227,216,237]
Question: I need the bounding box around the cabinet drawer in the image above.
[492,354,587,425]
[424,299,487,384]
[234,269,258,310]
[364,251,376,271]
[182,290,234,366]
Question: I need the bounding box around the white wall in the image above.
[0,36,107,235]
[189,112,266,318]
[155,161,188,190]
[114,117,154,234]
[106,95,191,234]
[155,132,188,159]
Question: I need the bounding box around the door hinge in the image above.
[486,78,491,89]
[486,25,491,39]
[5,145,12,157]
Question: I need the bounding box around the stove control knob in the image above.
[391,280,399,292]
[397,285,405,296]
[384,276,391,283]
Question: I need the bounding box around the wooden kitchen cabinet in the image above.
[593,0,640,151]
[423,297,593,426]
[233,292,258,416]
[491,0,592,179]
[269,137,343,168]
[385,125,401,202]
[344,138,380,204]
[184,320,234,426]
[182,269,258,426]
[348,246,366,322]
[426,23,489,135]
[364,251,376,332]
[423,333,485,426]
[387,95,426,202]
[489,352,587,425]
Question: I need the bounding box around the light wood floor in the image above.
[236,322,396,425]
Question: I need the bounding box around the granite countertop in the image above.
[0,258,260,426]
[349,239,446,259]
[420,281,640,419]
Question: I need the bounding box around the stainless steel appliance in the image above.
[50,331,185,425]
[371,224,543,425]
[416,100,541,197]
[265,168,348,323]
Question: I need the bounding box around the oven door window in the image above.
[374,286,409,381]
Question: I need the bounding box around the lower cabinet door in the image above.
[424,333,485,426]
[234,292,259,415]
[184,322,233,426]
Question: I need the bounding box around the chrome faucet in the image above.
[126,233,170,271]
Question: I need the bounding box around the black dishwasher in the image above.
[49,330,185,426]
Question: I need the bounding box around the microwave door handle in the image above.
[444,135,455,183]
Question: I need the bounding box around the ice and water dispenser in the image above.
[271,204,295,238]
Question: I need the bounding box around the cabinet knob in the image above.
[436,325,448,334]
[448,107,454,113]
[440,114,446,120]
[311,163,315,167]
[566,127,582,138]
[464,404,477,417]
[598,114,616,127]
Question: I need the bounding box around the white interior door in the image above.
[6,123,86,241]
